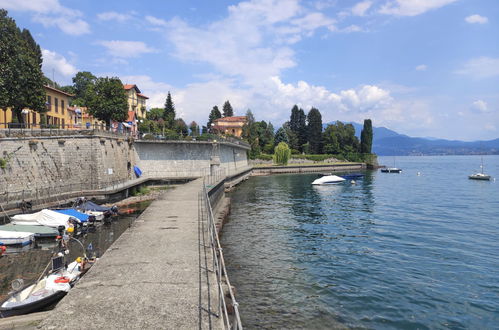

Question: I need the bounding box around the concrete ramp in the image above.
[39,179,220,329]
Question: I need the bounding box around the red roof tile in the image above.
[213,116,247,123]
[137,93,149,99]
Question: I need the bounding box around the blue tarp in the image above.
[78,201,111,212]
[134,165,142,178]
[55,209,89,222]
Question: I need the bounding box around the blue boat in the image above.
[340,173,365,180]
[54,209,90,223]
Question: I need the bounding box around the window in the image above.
[47,96,51,111]
[61,100,65,115]
[55,98,59,113]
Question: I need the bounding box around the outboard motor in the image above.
[110,205,118,215]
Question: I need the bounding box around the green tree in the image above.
[148,107,164,121]
[207,105,222,131]
[242,109,260,158]
[360,119,373,154]
[323,125,340,154]
[72,71,97,106]
[86,77,128,126]
[307,107,323,154]
[0,10,46,124]
[163,91,175,129]
[274,127,289,145]
[273,142,291,165]
[222,100,234,117]
[289,105,307,152]
[189,121,199,136]
[175,118,188,136]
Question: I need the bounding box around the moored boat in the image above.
[381,167,402,173]
[0,230,34,246]
[469,157,491,181]
[312,175,346,185]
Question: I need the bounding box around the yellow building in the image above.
[67,106,105,130]
[123,84,148,119]
[0,85,73,128]
[212,116,247,137]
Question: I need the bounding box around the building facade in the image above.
[212,116,247,137]
[123,84,148,119]
[0,85,73,129]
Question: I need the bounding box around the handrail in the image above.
[200,174,242,329]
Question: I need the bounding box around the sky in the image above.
[1,0,498,141]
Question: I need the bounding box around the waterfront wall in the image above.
[0,133,250,210]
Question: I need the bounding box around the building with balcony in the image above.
[212,116,247,137]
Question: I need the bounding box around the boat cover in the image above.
[0,224,58,237]
[54,209,89,222]
[134,165,142,178]
[11,209,79,228]
[0,230,34,245]
[78,201,111,212]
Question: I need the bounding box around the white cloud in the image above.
[98,41,157,58]
[340,25,363,33]
[145,15,168,27]
[465,14,488,24]
[33,15,90,35]
[456,57,499,79]
[0,0,90,35]
[471,100,489,113]
[352,1,373,16]
[379,0,457,16]
[41,49,78,84]
[415,64,427,71]
[97,11,132,22]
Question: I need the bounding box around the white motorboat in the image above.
[312,175,346,185]
[11,209,80,229]
[0,230,34,246]
[381,167,402,173]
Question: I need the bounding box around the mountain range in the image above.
[340,122,499,156]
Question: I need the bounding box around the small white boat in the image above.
[381,167,402,173]
[312,175,346,185]
[0,230,34,246]
[11,209,80,229]
[469,157,491,181]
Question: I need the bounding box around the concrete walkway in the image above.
[39,178,219,329]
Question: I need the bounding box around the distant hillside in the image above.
[325,122,499,156]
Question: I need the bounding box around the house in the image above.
[212,116,247,137]
[0,85,73,128]
[67,106,105,130]
[123,84,148,119]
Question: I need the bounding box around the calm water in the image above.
[222,156,499,329]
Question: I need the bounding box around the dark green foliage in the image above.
[289,105,307,152]
[201,126,208,134]
[163,91,175,129]
[207,105,221,131]
[86,77,128,126]
[291,154,336,162]
[58,85,76,95]
[0,10,46,123]
[323,121,360,158]
[307,107,323,154]
[72,71,96,106]
[360,119,373,153]
[242,109,260,158]
[274,127,289,145]
[222,100,234,117]
[255,153,273,161]
[148,107,164,121]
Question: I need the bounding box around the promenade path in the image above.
[39,178,220,329]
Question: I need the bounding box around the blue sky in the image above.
[2,0,498,141]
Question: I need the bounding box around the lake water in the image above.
[221,155,499,329]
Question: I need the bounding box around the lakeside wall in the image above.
[0,132,250,210]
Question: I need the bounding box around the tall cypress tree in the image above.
[307,107,323,154]
[207,105,222,131]
[163,91,175,129]
[222,100,234,117]
[360,119,373,153]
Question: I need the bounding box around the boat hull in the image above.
[381,168,402,173]
[469,175,491,180]
[0,288,67,318]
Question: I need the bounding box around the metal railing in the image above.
[198,178,242,329]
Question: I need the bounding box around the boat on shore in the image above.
[0,230,34,246]
[0,224,59,238]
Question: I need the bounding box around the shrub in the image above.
[273,142,291,165]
